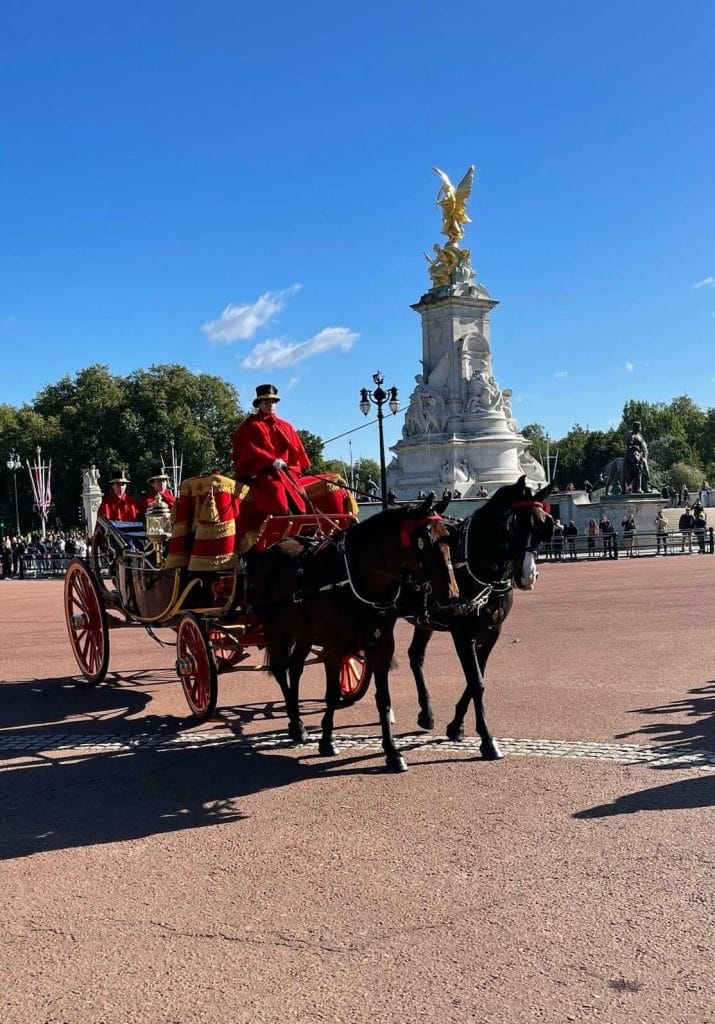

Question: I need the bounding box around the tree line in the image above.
[0,363,379,533]
[3,363,711,532]
[523,395,715,493]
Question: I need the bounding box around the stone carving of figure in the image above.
[501,388,517,432]
[439,459,452,484]
[403,373,448,437]
[425,242,471,287]
[519,450,547,483]
[433,166,475,243]
[466,370,501,413]
[83,465,101,490]
[454,459,472,484]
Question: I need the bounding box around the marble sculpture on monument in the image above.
[387,164,545,498]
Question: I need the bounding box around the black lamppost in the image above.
[6,449,21,536]
[359,371,399,510]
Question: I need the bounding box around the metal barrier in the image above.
[538,528,714,562]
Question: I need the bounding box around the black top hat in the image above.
[253,383,281,407]
[109,469,130,484]
[147,466,169,482]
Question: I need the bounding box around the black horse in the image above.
[246,497,458,772]
[406,477,554,759]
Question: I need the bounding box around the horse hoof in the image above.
[289,724,308,745]
[417,711,435,731]
[318,739,338,757]
[386,754,408,773]
[481,740,505,761]
[446,723,464,742]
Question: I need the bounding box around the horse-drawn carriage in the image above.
[63,472,369,721]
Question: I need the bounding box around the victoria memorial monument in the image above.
[387,165,545,498]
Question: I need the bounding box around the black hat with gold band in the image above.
[147,466,170,483]
[108,469,130,484]
[253,383,281,407]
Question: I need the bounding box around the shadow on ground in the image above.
[0,740,322,861]
[616,681,715,758]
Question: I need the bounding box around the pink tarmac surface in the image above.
[0,555,713,1023]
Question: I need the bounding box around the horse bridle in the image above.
[335,513,448,611]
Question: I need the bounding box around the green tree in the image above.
[352,457,381,496]
[14,363,243,527]
[669,461,703,492]
[297,429,326,472]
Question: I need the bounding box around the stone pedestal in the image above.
[387,281,543,498]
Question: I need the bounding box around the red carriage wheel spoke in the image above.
[339,651,370,704]
[176,614,218,722]
[63,559,110,685]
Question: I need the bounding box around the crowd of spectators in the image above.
[1,530,90,579]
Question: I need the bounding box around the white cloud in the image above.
[625,361,635,372]
[200,285,302,344]
[694,277,715,289]
[554,370,567,380]
[242,327,358,369]
[285,376,300,392]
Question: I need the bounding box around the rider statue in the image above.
[625,420,650,493]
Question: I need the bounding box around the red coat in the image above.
[231,411,310,514]
[138,488,177,517]
[98,490,140,522]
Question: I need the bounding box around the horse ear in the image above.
[434,497,450,515]
[534,481,554,502]
[416,493,435,515]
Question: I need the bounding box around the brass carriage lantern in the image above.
[358,371,399,510]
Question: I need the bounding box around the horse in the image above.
[404,476,554,760]
[597,457,624,496]
[622,449,649,493]
[245,497,459,772]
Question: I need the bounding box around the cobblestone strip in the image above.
[0,730,713,771]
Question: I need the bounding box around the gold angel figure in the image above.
[433,165,475,242]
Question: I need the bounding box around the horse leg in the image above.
[407,626,435,730]
[318,661,342,757]
[447,632,503,760]
[374,638,406,772]
[285,639,311,744]
[266,634,306,745]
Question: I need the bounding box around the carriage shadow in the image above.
[615,682,715,760]
[0,674,156,734]
[0,739,319,861]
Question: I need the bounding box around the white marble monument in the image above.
[82,465,102,534]
[387,166,545,498]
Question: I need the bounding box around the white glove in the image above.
[272,458,287,470]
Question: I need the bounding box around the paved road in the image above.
[1,557,713,1024]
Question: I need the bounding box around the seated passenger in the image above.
[138,467,177,517]
[98,469,139,522]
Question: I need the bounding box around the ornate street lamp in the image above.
[358,371,399,510]
[6,449,21,536]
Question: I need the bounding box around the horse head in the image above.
[464,475,554,591]
[356,495,459,605]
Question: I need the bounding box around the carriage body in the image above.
[63,505,367,720]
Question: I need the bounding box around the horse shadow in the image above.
[574,682,715,819]
[614,682,715,760]
[0,739,319,861]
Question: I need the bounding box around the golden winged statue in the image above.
[433,165,475,243]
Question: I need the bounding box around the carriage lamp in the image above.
[358,371,399,510]
[6,449,21,535]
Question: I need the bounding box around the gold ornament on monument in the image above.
[424,165,476,288]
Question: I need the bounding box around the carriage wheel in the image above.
[176,613,218,721]
[208,629,246,674]
[339,651,370,704]
[63,558,110,685]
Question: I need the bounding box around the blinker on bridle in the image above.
[399,514,444,549]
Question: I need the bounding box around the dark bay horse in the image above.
[246,497,458,772]
[406,477,554,759]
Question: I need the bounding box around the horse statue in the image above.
[403,477,554,760]
[245,497,458,772]
[597,457,624,496]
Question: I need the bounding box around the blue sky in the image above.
[2,0,714,468]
